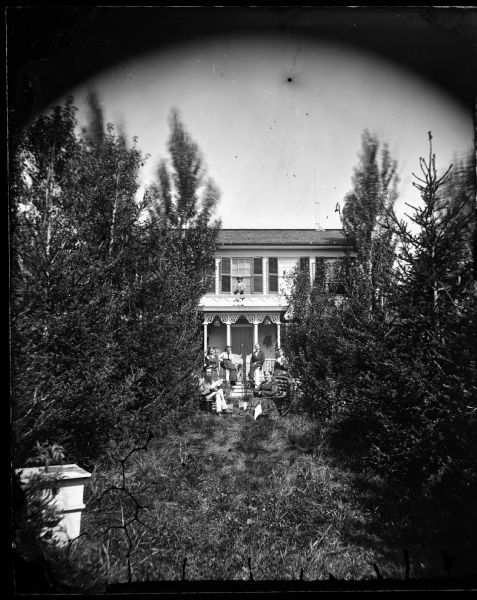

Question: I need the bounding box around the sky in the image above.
[11,8,476,230]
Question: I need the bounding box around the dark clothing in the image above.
[204,353,219,381]
[248,349,265,381]
[253,378,278,397]
[273,356,289,375]
[219,351,237,384]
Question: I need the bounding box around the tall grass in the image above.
[49,412,467,590]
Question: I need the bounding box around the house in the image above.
[199,229,352,380]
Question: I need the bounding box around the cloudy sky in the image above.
[9,7,477,229]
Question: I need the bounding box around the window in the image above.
[268,257,278,293]
[253,258,263,293]
[220,258,263,294]
[220,257,231,293]
[314,257,348,294]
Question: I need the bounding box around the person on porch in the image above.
[273,348,289,375]
[204,346,219,381]
[234,277,246,295]
[219,345,237,384]
[248,343,265,385]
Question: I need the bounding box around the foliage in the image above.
[285,131,476,547]
[26,441,66,468]
[341,130,399,312]
[11,97,220,467]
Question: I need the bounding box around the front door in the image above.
[231,325,253,376]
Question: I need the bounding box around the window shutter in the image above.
[268,257,278,293]
[253,257,263,293]
[314,257,325,288]
[220,257,231,293]
[299,257,310,272]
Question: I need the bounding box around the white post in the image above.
[215,258,220,295]
[226,322,231,347]
[253,322,258,346]
[203,315,214,353]
[203,323,208,353]
[262,256,267,295]
[277,321,281,349]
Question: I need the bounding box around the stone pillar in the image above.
[203,314,214,353]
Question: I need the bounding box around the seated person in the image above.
[234,277,246,295]
[253,370,278,398]
[199,377,230,414]
[248,343,265,384]
[245,371,280,420]
[218,346,237,384]
[203,346,219,381]
[273,348,289,375]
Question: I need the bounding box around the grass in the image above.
[39,411,475,590]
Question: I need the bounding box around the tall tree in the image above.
[11,95,149,465]
[341,130,399,312]
[11,99,223,466]
[146,108,221,275]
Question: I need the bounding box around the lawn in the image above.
[57,410,471,590]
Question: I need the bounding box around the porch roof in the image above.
[200,294,288,311]
[218,229,350,247]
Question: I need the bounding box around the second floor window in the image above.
[220,257,263,294]
[268,257,278,293]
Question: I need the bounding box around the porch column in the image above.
[203,314,214,353]
[245,315,265,384]
[219,314,239,348]
[270,314,281,349]
[215,258,220,295]
[245,314,265,346]
[262,257,267,295]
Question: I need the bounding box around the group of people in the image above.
[203,346,238,384]
[199,344,290,418]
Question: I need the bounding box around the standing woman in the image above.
[248,343,265,385]
[219,345,238,384]
[273,348,289,375]
[204,346,219,382]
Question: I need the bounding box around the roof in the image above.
[218,229,350,247]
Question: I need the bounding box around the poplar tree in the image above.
[341,130,399,312]
[146,108,221,275]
